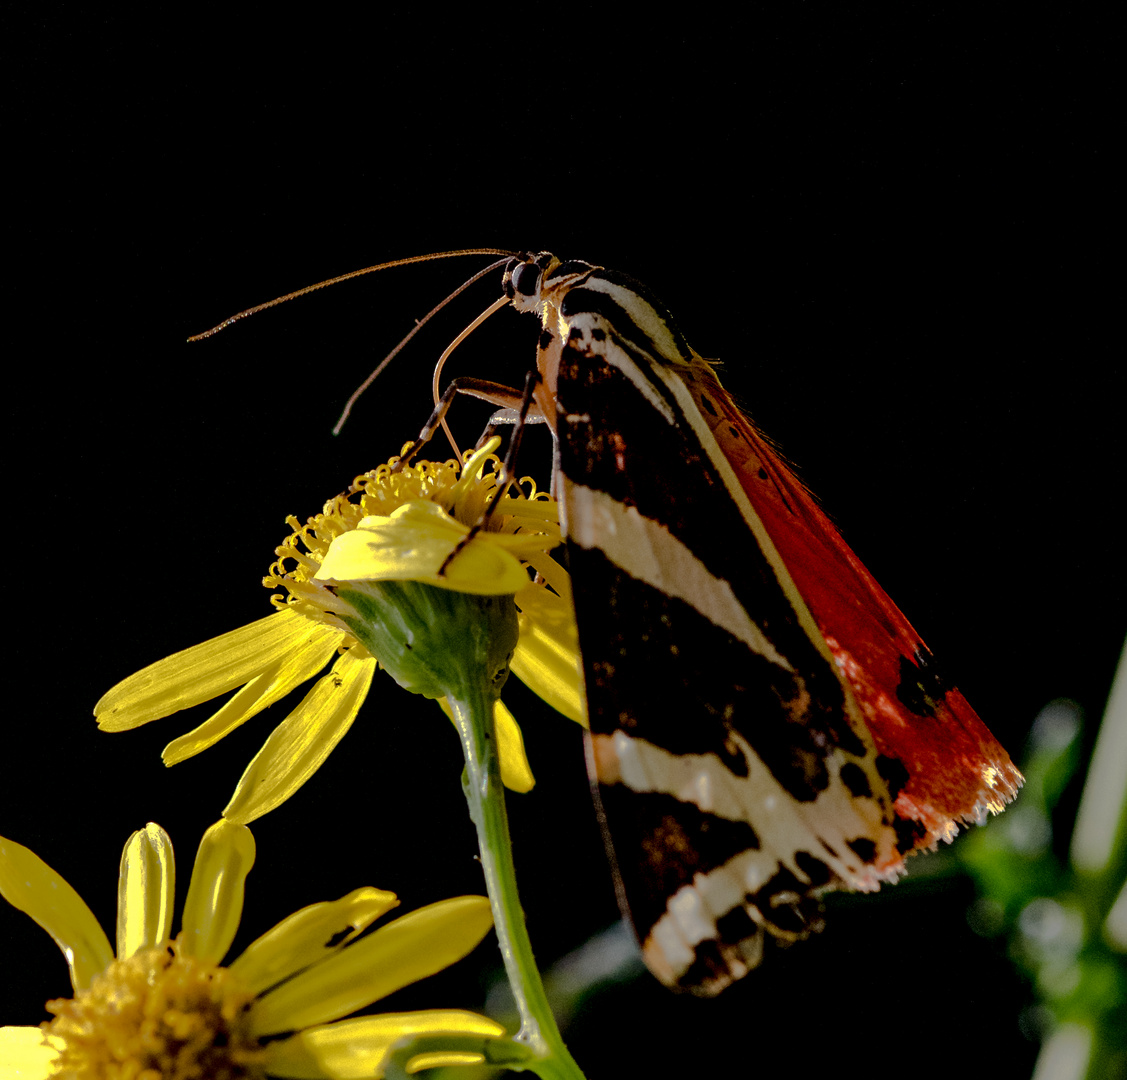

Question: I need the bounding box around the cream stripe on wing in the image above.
[643,848,772,985]
[564,480,794,672]
[593,728,890,891]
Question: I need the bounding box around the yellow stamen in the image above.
[263,443,555,621]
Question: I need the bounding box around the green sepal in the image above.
[333,580,519,702]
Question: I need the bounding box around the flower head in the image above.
[0,821,501,1079]
[94,443,583,823]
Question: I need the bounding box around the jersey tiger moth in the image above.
[490,252,1022,995]
[194,249,1024,997]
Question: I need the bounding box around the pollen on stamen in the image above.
[42,936,266,1080]
[263,448,472,620]
[262,443,552,621]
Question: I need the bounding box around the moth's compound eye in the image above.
[511,261,542,298]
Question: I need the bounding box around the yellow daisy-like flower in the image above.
[0,821,501,1079]
[94,442,583,824]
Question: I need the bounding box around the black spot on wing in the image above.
[847,837,878,864]
[839,761,873,799]
[794,850,836,888]
[538,327,554,351]
[876,755,911,801]
[894,814,929,854]
[896,646,952,718]
[714,904,758,945]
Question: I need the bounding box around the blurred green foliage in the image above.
[959,652,1127,1080]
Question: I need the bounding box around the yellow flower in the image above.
[94,442,583,824]
[0,821,502,1079]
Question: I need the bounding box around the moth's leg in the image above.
[487,369,541,507]
[396,376,535,469]
[438,370,542,577]
[474,404,548,451]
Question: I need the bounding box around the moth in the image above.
[484,252,1022,995]
[195,250,1023,997]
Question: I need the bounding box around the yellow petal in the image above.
[436,699,535,793]
[0,835,113,992]
[248,896,493,1036]
[493,701,536,793]
[261,1011,506,1079]
[228,887,399,996]
[116,823,174,960]
[179,820,255,963]
[95,609,317,731]
[0,1027,61,1079]
[223,650,377,825]
[162,624,343,764]
[316,502,531,595]
[375,500,558,560]
[512,584,586,727]
[522,548,573,601]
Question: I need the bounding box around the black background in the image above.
[3,8,1121,1078]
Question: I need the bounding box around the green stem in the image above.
[334,578,584,1077]
[449,685,586,1080]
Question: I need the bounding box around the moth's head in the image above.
[502,251,558,312]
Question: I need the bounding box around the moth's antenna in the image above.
[186,248,514,341]
[332,257,511,435]
[429,294,513,456]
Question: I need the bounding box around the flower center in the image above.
[263,442,556,625]
[44,938,265,1080]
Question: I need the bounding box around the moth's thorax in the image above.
[503,253,604,432]
[532,301,564,428]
